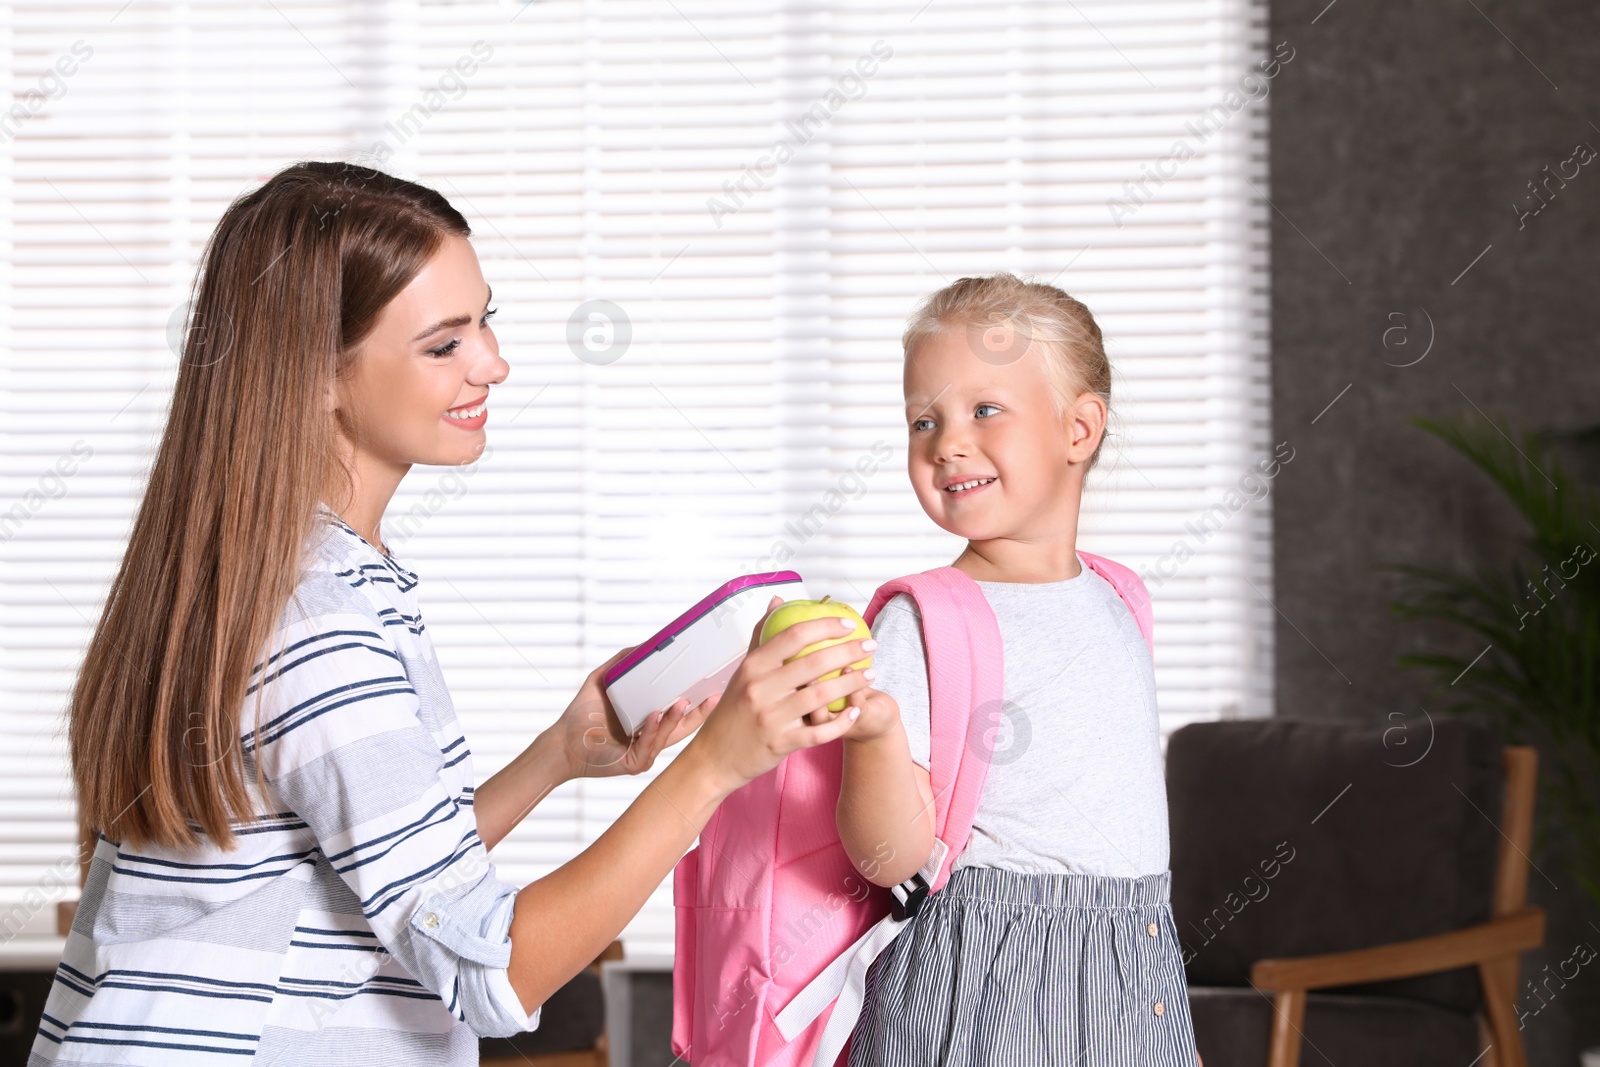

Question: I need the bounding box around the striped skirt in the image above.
[847,867,1198,1067]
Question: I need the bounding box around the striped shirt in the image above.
[31,506,538,1065]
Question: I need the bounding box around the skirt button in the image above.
[1153,1002,1166,1016]
[1146,922,1159,937]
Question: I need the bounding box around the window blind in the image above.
[0,0,1272,957]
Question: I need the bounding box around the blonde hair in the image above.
[902,272,1113,470]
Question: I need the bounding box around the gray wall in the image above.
[1268,0,1600,1062]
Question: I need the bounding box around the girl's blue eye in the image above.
[482,307,498,325]
[912,405,996,431]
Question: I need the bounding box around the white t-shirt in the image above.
[872,562,1169,877]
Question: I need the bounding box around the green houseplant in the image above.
[1385,413,1600,913]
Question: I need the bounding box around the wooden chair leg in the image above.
[1477,1013,1501,1067]
[1478,955,1527,1067]
[1266,989,1306,1067]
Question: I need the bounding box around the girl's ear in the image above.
[1066,391,1107,462]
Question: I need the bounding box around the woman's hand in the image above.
[684,596,876,793]
[553,648,715,779]
[501,599,876,1011]
[477,648,714,851]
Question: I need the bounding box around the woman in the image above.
[32,161,873,1064]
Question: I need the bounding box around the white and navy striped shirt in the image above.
[31,507,538,1065]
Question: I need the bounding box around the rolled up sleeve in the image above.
[405,874,541,1035]
[250,612,540,1037]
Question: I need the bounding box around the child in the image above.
[33,161,870,1064]
[832,274,1199,1065]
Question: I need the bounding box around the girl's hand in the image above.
[553,647,714,779]
[685,596,876,792]
[813,668,900,742]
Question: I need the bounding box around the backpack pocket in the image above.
[672,849,774,1064]
[671,846,699,1061]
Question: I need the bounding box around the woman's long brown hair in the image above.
[70,161,470,851]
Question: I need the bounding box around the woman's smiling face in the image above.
[332,233,508,470]
[903,328,1104,543]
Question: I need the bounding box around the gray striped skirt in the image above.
[847,867,1198,1067]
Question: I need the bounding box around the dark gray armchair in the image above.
[1167,718,1543,1067]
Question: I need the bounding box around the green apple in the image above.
[759,596,872,713]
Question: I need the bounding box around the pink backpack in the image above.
[670,553,1153,1067]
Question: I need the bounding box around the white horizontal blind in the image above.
[0,0,1271,956]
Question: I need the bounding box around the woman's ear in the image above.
[1066,391,1107,463]
[326,359,348,417]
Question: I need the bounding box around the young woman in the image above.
[32,161,873,1064]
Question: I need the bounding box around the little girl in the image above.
[32,162,869,1064]
[832,274,1199,1065]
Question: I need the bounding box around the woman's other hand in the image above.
[554,647,714,779]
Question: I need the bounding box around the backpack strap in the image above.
[1078,550,1154,653]
[776,566,1003,1067]
[862,566,1004,893]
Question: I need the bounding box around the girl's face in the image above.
[903,328,1105,543]
[332,233,507,470]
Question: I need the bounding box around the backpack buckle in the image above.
[890,872,929,922]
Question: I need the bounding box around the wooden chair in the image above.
[1168,719,1547,1067]
[1248,747,1543,1067]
